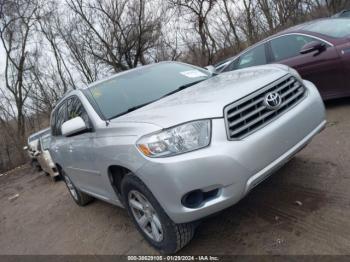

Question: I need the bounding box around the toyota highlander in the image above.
[49,61,326,254]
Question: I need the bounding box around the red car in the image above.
[218,18,350,100]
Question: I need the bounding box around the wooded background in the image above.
[0,0,349,172]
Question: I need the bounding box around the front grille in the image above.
[224,74,306,140]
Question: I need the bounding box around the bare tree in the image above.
[65,0,163,72]
[0,90,21,169]
[220,0,243,51]
[0,0,39,144]
[324,0,350,14]
[36,1,77,92]
[168,0,218,66]
[56,12,105,84]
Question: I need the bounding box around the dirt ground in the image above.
[1,99,350,255]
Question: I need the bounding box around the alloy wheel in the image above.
[128,190,163,242]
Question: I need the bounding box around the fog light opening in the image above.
[182,190,203,208]
[182,188,219,209]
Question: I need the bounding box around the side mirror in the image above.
[204,65,218,76]
[23,146,28,151]
[61,117,87,137]
[300,41,326,55]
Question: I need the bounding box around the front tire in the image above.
[62,170,93,206]
[121,174,195,254]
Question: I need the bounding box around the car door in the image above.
[64,96,105,196]
[268,34,345,99]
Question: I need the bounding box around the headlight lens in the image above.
[137,120,211,157]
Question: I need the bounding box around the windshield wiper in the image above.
[108,101,154,120]
[160,79,207,99]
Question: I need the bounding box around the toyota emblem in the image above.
[264,92,282,110]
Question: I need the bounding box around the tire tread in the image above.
[174,223,195,252]
[62,170,94,206]
[79,191,94,206]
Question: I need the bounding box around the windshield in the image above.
[41,135,51,150]
[304,19,350,38]
[85,62,210,120]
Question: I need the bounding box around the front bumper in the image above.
[135,80,326,223]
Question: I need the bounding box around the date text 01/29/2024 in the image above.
[127,255,220,261]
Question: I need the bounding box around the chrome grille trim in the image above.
[224,74,307,140]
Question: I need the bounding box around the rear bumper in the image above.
[136,80,326,223]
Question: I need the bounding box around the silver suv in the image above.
[50,61,326,254]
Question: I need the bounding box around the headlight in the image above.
[137,120,211,158]
[288,67,302,82]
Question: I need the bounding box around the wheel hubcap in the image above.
[128,190,163,242]
[64,175,78,201]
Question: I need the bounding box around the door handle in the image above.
[68,145,73,153]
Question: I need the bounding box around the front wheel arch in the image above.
[108,165,133,203]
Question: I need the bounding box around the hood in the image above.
[112,65,289,128]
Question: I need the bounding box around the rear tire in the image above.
[121,174,195,254]
[62,170,93,206]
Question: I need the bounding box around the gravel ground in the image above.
[1,99,350,255]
